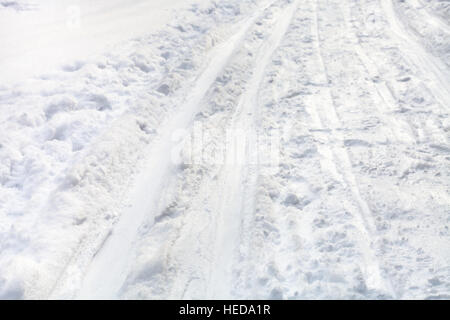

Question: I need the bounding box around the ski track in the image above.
[1,0,449,299]
[205,0,300,298]
[310,0,394,297]
[74,0,281,299]
[115,0,448,299]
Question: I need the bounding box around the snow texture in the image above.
[0,0,449,299]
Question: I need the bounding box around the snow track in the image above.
[201,0,299,298]
[1,0,449,299]
[117,0,300,300]
[75,1,280,299]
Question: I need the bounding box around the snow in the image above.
[0,0,206,84]
[0,0,449,299]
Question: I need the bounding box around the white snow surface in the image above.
[0,0,449,299]
[0,0,209,84]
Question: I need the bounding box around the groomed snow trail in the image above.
[1,0,449,299]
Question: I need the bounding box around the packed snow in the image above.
[0,0,449,299]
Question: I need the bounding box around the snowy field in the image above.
[0,0,449,299]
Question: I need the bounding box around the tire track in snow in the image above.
[74,3,278,299]
[205,0,300,298]
[344,0,448,150]
[339,0,450,298]
[230,0,399,299]
[310,0,396,297]
[340,0,417,146]
[107,0,298,299]
[380,0,450,111]
[416,0,450,33]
